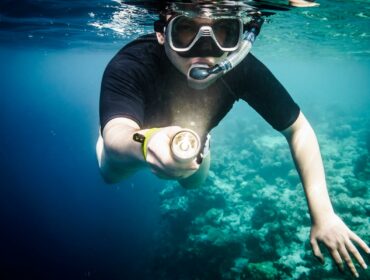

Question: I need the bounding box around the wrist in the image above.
[133,128,160,162]
[310,209,336,226]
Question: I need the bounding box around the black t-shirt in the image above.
[100,33,300,141]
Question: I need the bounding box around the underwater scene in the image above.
[0,0,369,279]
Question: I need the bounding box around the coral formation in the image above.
[151,110,370,279]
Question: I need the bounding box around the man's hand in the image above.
[289,0,320,7]
[145,126,200,179]
[310,214,370,277]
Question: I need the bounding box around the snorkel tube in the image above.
[187,17,264,90]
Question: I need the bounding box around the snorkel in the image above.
[187,17,264,89]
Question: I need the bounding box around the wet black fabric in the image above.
[100,33,300,140]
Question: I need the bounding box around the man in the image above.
[96,2,369,277]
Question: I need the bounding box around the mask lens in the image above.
[213,18,240,48]
[172,16,199,48]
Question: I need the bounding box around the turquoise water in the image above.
[0,1,369,279]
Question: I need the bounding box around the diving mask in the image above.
[154,13,264,89]
[166,15,244,57]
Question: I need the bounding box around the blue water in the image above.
[0,1,369,279]
[0,49,164,278]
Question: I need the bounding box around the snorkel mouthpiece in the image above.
[189,64,225,80]
[187,64,216,89]
[189,66,211,80]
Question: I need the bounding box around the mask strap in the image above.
[154,13,178,33]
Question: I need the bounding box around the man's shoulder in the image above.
[106,34,163,75]
[224,53,265,83]
[103,33,163,86]
[107,33,162,70]
[122,33,158,48]
[236,53,260,72]
[115,33,161,58]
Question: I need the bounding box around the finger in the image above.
[150,166,172,179]
[310,238,325,264]
[170,160,199,171]
[164,162,198,174]
[148,156,178,179]
[349,231,370,254]
[330,249,345,273]
[345,238,368,270]
[146,150,166,170]
[190,160,200,170]
[148,144,196,173]
[152,162,195,179]
[338,244,359,278]
[170,168,197,179]
[147,146,172,169]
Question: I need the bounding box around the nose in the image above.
[200,39,213,50]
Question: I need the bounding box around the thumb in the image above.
[310,238,325,264]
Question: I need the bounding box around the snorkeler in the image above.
[96,1,369,278]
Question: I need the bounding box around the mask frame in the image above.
[165,15,244,54]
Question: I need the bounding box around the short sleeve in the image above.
[228,54,300,131]
[99,56,145,132]
[99,35,161,133]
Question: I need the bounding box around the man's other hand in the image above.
[310,214,370,278]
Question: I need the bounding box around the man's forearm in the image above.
[97,118,147,183]
[282,112,335,224]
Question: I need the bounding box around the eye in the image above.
[214,19,239,33]
[179,23,196,32]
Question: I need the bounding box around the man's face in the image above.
[156,16,229,76]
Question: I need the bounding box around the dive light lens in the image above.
[171,129,201,162]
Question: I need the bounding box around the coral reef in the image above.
[151,111,370,279]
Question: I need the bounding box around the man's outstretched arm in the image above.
[281,111,370,277]
[96,117,199,184]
